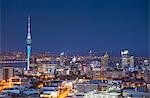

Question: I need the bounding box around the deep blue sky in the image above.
[1,0,149,56]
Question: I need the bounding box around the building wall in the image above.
[2,67,14,81]
[0,68,3,80]
[74,83,98,92]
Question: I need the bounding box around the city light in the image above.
[0,0,149,98]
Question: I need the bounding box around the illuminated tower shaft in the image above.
[26,16,32,70]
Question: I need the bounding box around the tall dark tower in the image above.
[26,16,32,71]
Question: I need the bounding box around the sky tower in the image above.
[26,16,32,70]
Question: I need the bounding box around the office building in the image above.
[0,67,14,81]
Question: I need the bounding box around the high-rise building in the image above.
[101,52,109,67]
[121,50,129,58]
[26,16,32,70]
[121,50,135,69]
[143,60,149,66]
[121,50,129,69]
[0,67,14,81]
[129,56,134,66]
[60,52,65,66]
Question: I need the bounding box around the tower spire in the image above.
[26,16,32,71]
[27,16,31,39]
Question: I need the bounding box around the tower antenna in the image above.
[26,16,32,71]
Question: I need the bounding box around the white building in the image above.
[121,50,129,69]
[121,50,134,69]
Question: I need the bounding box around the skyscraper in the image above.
[26,16,32,70]
[60,52,65,66]
[129,56,134,66]
[101,52,109,67]
[121,50,130,69]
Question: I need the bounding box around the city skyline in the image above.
[1,0,149,56]
[0,1,150,97]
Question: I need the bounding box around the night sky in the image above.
[1,0,149,56]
